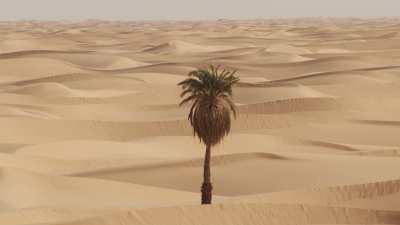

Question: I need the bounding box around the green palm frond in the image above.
[178,65,239,146]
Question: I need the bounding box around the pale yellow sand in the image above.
[1,18,400,225]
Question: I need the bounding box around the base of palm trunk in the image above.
[201,182,213,204]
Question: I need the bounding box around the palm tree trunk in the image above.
[201,144,212,204]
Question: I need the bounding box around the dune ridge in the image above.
[143,40,235,55]
[55,203,400,225]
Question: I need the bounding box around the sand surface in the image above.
[1,18,400,225]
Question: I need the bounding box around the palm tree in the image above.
[178,65,239,204]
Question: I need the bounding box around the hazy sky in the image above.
[0,0,398,20]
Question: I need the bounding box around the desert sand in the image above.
[1,18,400,224]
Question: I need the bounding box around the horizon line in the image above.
[1,16,400,23]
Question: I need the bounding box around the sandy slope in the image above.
[1,19,400,225]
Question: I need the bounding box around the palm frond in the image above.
[178,65,239,146]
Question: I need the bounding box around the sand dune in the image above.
[143,40,234,55]
[0,57,83,82]
[238,177,400,214]
[0,93,49,106]
[8,73,145,91]
[0,208,109,225]
[55,203,400,225]
[0,104,58,119]
[1,19,400,225]
[267,43,312,55]
[0,50,90,59]
[34,53,146,70]
[0,50,148,70]
[0,38,79,54]
[265,64,400,83]
[0,167,199,210]
[15,140,191,160]
[234,84,333,103]
[76,151,400,196]
[210,48,313,64]
[117,73,185,84]
[99,63,196,76]
[8,82,135,98]
[238,97,339,114]
[0,117,259,143]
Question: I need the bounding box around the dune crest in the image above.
[9,82,135,98]
[143,40,235,54]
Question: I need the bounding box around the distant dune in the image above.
[143,40,235,55]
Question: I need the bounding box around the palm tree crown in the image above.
[178,65,239,146]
